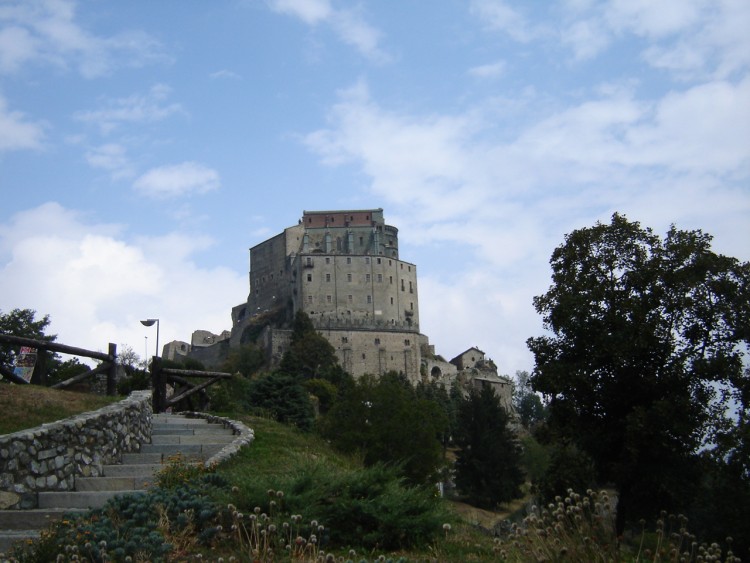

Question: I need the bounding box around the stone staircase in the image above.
[0,413,236,555]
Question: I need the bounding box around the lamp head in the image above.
[140,319,157,327]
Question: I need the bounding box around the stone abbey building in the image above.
[165,208,512,406]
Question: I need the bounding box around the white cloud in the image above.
[0,0,166,78]
[74,84,183,134]
[301,77,750,370]
[0,202,246,360]
[470,0,542,42]
[468,60,507,78]
[0,94,46,151]
[133,162,221,200]
[267,0,386,61]
[209,69,241,80]
[84,143,134,179]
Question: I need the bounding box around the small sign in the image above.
[13,346,37,383]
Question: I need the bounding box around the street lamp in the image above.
[140,318,160,358]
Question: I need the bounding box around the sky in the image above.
[0,0,748,375]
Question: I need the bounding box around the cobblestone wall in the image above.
[0,390,152,509]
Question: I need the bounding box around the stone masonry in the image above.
[0,390,152,509]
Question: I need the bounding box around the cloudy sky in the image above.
[1,0,748,374]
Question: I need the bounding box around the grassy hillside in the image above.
[0,384,120,435]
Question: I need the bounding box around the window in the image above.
[389,260,392,266]
[306,257,312,266]
[409,281,413,293]
[307,274,312,282]
[408,266,411,272]
[366,273,371,282]
[325,257,330,264]
[326,273,331,282]
[365,257,370,264]
[367,295,372,304]
[401,280,405,291]
[348,294,353,302]
[389,276,393,284]
[342,336,348,343]
[400,264,403,270]
[359,236,364,245]
[377,258,381,264]
[404,339,411,346]
[347,257,352,264]
[390,297,393,305]
[374,338,380,345]
[327,295,332,303]
[377,274,383,282]
[362,353,366,359]
[307,295,313,303]
[347,273,352,282]
[410,302,414,310]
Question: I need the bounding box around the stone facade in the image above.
[231,209,422,381]
[0,390,152,509]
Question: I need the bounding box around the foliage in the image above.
[512,370,547,430]
[154,454,223,490]
[221,463,450,552]
[527,213,750,530]
[534,442,596,503]
[304,377,338,414]
[11,475,227,562]
[247,371,315,431]
[207,373,255,413]
[319,372,447,484]
[222,342,265,377]
[44,357,90,387]
[414,380,461,450]
[0,308,56,369]
[519,433,551,483]
[454,385,525,508]
[279,311,340,379]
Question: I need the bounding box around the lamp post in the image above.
[144,336,148,366]
[140,318,160,358]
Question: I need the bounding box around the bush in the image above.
[247,372,315,431]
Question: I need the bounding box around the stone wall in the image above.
[0,390,152,509]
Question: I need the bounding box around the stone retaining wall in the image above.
[179,411,254,466]
[0,390,152,509]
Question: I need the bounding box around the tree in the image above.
[0,308,56,372]
[222,343,265,377]
[320,372,447,485]
[527,213,750,531]
[454,385,525,508]
[279,311,339,379]
[512,370,547,430]
[247,372,315,431]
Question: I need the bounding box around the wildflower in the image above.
[276,490,285,498]
[442,523,452,532]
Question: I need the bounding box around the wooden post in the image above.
[151,356,164,413]
[30,349,48,386]
[106,343,117,396]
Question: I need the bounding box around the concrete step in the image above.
[152,417,208,426]
[0,529,40,554]
[152,425,233,436]
[122,452,163,464]
[0,508,84,530]
[151,434,235,445]
[38,490,145,510]
[102,463,164,477]
[75,476,152,492]
[140,443,222,458]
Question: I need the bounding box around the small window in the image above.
[404,339,410,346]
[327,295,332,303]
[400,264,403,270]
[359,236,364,245]
[377,258,381,264]
[389,276,393,284]
[326,273,331,282]
[307,295,313,303]
[366,274,371,282]
[342,336,348,343]
[347,273,352,282]
[348,294,353,302]
[306,257,312,266]
[401,280,405,291]
[347,257,352,264]
[390,297,393,305]
[410,302,414,310]
[367,295,372,304]
[389,260,392,266]
[365,257,370,264]
[409,281,413,293]
[408,266,411,272]
[374,338,380,345]
[307,274,312,282]
[362,353,366,359]
[377,274,383,282]
[325,257,330,264]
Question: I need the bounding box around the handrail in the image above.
[0,332,117,395]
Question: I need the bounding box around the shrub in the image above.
[247,372,315,431]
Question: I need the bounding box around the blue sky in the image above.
[1,0,748,374]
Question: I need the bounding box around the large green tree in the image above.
[279,311,340,379]
[0,308,56,370]
[454,385,524,508]
[527,214,749,531]
[320,372,447,485]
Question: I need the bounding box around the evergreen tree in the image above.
[454,385,524,508]
[279,311,339,379]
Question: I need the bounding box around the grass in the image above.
[0,384,120,435]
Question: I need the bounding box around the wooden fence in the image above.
[0,333,117,395]
[150,356,231,413]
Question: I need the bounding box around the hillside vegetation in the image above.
[0,384,119,435]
